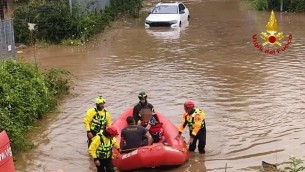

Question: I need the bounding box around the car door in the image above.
[178,4,187,23]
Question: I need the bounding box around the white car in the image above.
[145,2,190,28]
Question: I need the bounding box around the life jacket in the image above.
[140,115,163,134]
[90,108,107,133]
[149,122,163,133]
[96,132,113,159]
[184,108,205,131]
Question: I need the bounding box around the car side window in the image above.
[179,4,185,13]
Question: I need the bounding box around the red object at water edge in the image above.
[0,131,16,172]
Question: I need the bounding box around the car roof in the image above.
[156,2,182,6]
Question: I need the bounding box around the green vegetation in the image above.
[13,0,143,45]
[285,156,305,172]
[0,59,72,154]
[250,0,305,12]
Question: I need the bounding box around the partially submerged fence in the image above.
[0,19,15,60]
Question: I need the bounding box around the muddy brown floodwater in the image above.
[14,0,305,171]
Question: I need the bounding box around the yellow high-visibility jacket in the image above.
[89,132,119,159]
[84,108,112,132]
[178,108,205,137]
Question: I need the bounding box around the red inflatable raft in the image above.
[0,131,15,172]
[112,107,189,171]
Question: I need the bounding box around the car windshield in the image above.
[151,5,178,14]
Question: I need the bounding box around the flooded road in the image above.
[15,0,305,171]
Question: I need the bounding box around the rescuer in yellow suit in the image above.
[89,127,120,172]
[84,96,112,146]
[176,100,206,154]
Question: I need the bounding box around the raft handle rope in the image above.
[112,144,188,158]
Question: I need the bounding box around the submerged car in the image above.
[145,2,190,28]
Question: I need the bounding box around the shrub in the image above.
[285,156,305,172]
[249,0,305,12]
[287,0,305,12]
[13,0,78,44]
[13,0,144,44]
[0,59,72,154]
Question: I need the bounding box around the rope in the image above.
[113,144,188,158]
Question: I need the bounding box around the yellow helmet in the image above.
[95,96,106,104]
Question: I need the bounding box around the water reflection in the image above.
[145,22,189,41]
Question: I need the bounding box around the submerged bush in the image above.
[0,59,72,154]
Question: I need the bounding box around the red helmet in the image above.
[106,127,118,137]
[184,100,195,109]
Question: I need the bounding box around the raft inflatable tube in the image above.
[0,131,15,172]
[112,107,189,171]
